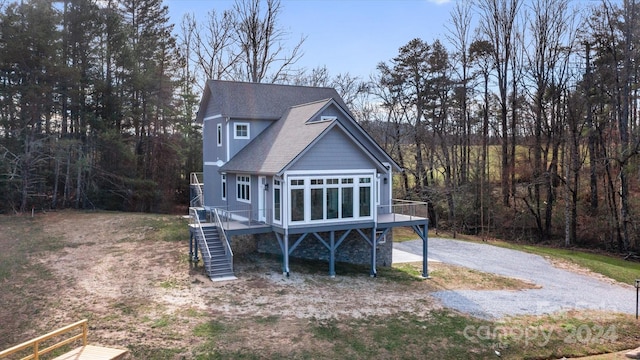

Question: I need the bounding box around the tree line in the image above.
[1,0,639,252]
[365,0,640,252]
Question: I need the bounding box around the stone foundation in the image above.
[253,229,393,267]
[230,233,258,255]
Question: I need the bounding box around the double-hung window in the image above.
[234,123,250,139]
[237,175,250,203]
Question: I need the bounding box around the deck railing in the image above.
[0,319,88,359]
[212,208,234,273]
[377,199,429,222]
[213,206,271,230]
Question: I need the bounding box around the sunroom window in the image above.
[288,174,373,223]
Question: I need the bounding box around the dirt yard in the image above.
[1,211,446,357]
[0,211,636,359]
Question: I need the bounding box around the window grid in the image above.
[236,175,250,203]
[234,123,250,139]
[288,175,373,223]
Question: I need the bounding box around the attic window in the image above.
[320,116,337,122]
[234,123,250,139]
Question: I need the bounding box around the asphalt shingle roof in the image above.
[200,80,350,120]
[220,99,333,175]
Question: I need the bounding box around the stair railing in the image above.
[189,207,213,273]
[190,172,204,207]
[213,208,234,273]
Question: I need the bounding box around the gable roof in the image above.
[220,98,397,176]
[220,99,333,175]
[196,80,351,122]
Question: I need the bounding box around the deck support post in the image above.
[193,230,199,263]
[189,230,194,261]
[412,222,429,278]
[329,231,336,277]
[370,227,377,277]
[283,230,290,277]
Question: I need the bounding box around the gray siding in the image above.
[203,118,226,163]
[289,127,375,171]
[228,118,274,160]
[203,165,224,208]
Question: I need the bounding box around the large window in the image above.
[290,179,304,222]
[359,178,371,217]
[237,175,250,203]
[288,174,373,223]
[273,179,281,222]
[234,123,250,139]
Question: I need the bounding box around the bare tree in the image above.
[233,0,305,83]
[476,0,521,206]
[446,0,473,185]
[181,9,237,88]
[181,0,305,84]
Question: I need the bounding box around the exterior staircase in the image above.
[194,224,236,281]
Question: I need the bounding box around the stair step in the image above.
[193,224,235,281]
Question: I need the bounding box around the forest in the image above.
[0,0,638,252]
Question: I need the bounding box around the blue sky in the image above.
[165,0,455,80]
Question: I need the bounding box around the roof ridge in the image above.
[208,79,338,91]
[289,98,333,109]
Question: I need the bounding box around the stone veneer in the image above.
[247,229,393,267]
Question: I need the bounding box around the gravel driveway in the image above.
[394,238,637,319]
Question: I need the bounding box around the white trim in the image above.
[273,177,282,225]
[234,122,250,139]
[221,174,227,201]
[225,119,230,162]
[285,171,375,225]
[285,169,374,176]
[203,114,223,121]
[236,174,251,204]
[204,160,226,167]
[258,176,266,223]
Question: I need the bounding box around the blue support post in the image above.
[421,224,429,278]
[189,230,194,261]
[283,230,290,277]
[329,231,336,277]
[370,228,377,277]
[193,232,199,263]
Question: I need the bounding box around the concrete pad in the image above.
[392,248,438,264]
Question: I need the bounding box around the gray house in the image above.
[189,80,428,280]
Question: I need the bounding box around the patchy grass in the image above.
[185,309,640,359]
[3,210,639,360]
[392,226,420,242]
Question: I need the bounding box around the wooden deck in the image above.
[52,345,128,360]
[0,320,127,360]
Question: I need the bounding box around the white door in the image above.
[258,176,266,223]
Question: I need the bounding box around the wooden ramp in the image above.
[0,319,128,360]
[52,345,128,360]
